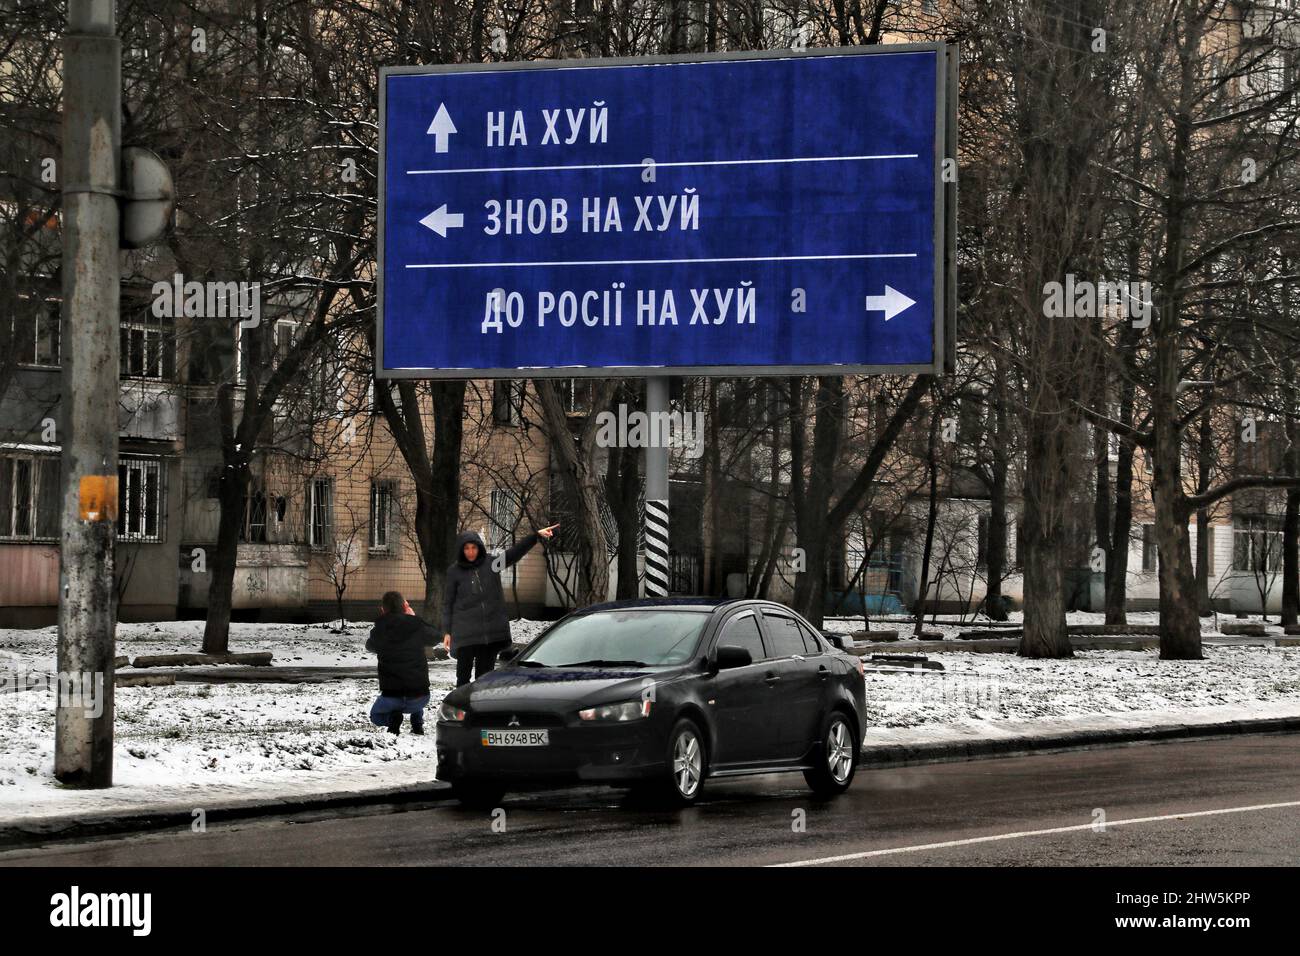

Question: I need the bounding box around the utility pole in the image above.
[643,376,670,597]
[56,0,121,786]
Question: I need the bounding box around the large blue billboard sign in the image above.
[378,45,951,378]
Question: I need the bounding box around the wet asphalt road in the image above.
[2,734,1297,866]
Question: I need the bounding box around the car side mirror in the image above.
[714,644,752,670]
[498,645,521,662]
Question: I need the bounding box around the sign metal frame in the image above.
[377,42,955,380]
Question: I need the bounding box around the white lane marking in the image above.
[406,154,920,175]
[770,799,1300,867]
[406,253,917,270]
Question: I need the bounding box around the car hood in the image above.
[449,663,689,712]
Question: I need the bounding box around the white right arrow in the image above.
[864,286,916,322]
[426,103,457,153]
[419,204,464,237]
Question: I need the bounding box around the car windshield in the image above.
[517,610,709,667]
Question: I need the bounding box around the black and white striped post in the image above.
[643,376,670,597]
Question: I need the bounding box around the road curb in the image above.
[0,780,455,852]
[857,714,1300,768]
[3,714,1299,852]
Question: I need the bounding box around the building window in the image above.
[492,379,525,426]
[370,481,393,553]
[489,487,521,584]
[120,316,175,379]
[0,453,60,541]
[11,299,60,368]
[561,378,594,416]
[240,487,268,543]
[236,318,298,384]
[308,478,331,549]
[117,457,165,542]
[1141,524,1158,572]
[1234,516,1283,574]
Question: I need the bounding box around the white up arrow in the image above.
[420,204,464,237]
[864,286,916,322]
[426,103,457,153]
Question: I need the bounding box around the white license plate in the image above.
[480,729,549,747]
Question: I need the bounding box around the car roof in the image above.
[571,597,748,615]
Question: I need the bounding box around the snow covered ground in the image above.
[1,615,1297,823]
[820,608,1288,641]
[0,618,554,672]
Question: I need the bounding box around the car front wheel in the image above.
[659,717,707,806]
[804,712,857,798]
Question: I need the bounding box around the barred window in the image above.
[309,478,332,549]
[0,453,60,541]
[117,457,165,542]
[370,481,393,552]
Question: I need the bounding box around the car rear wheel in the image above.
[655,718,707,806]
[803,712,857,798]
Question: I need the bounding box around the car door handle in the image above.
[764,673,781,685]
[817,665,830,681]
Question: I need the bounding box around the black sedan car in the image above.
[435,598,866,806]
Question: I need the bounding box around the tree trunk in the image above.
[1283,489,1299,628]
[608,438,641,600]
[913,407,940,638]
[1106,405,1136,625]
[534,379,616,606]
[984,355,1009,620]
[202,460,248,654]
[1195,414,1213,615]
[1018,419,1073,658]
[1151,392,1202,659]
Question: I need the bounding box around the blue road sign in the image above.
[378,45,950,378]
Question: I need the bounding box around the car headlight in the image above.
[578,699,652,722]
[438,701,466,723]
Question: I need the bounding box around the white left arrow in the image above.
[426,103,457,153]
[420,204,464,237]
[864,285,916,322]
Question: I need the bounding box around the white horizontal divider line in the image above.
[406,253,917,270]
[770,799,1300,867]
[406,154,920,175]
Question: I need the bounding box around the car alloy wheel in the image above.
[672,726,703,798]
[804,711,856,797]
[827,718,854,784]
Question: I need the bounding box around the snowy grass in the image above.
[820,608,1285,640]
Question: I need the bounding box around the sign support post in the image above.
[643,376,670,597]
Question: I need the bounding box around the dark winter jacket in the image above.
[365,612,440,697]
[441,530,541,656]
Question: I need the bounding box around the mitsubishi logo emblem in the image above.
[508,715,520,727]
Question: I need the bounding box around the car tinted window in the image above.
[797,621,824,655]
[519,610,708,667]
[764,613,807,657]
[718,613,765,662]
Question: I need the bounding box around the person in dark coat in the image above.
[442,523,557,686]
[366,590,440,735]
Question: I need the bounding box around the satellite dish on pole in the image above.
[120,146,174,249]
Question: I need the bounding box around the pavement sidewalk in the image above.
[2,699,1299,851]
